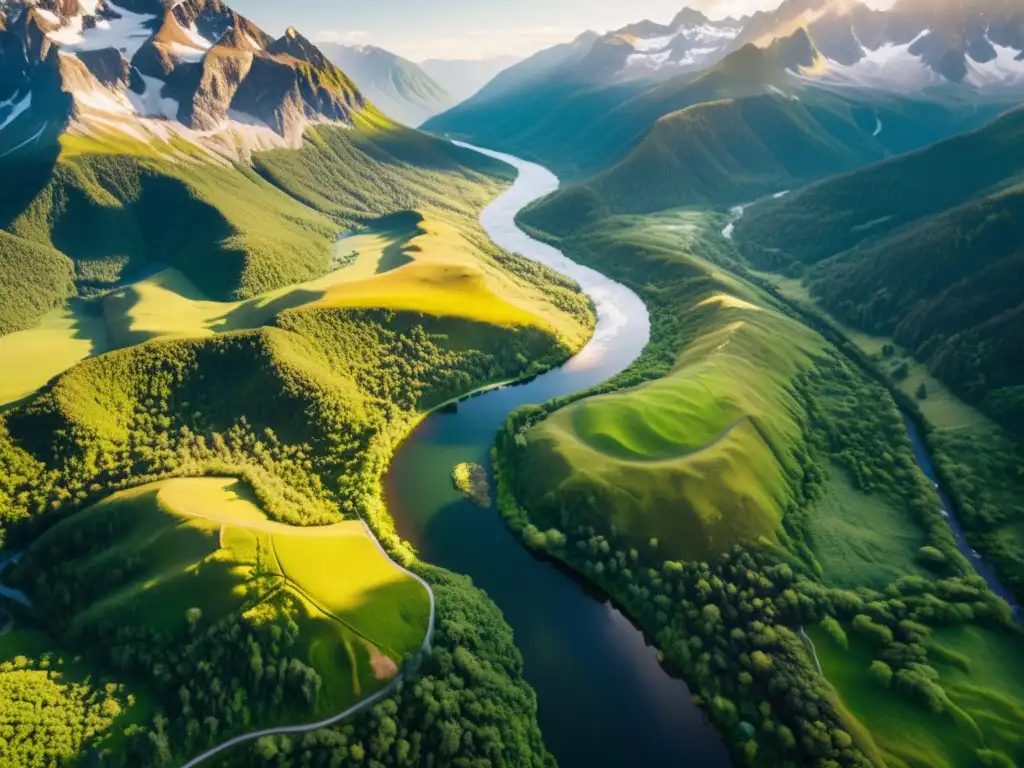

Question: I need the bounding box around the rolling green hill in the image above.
[12,476,431,718]
[521,92,890,233]
[0,112,516,338]
[497,202,1020,768]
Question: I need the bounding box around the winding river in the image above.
[385,144,731,768]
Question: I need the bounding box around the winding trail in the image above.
[179,519,434,768]
[799,627,823,675]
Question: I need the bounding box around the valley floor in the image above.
[495,204,1024,768]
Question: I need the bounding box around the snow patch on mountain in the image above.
[631,34,676,53]
[127,74,179,119]
[46,2,156,60]
[965,41,1024,89]
[805,32,945,92]
[617,18,741,76]
[0,91,30,131]
[32,6,59,25]
[0,122,46,159]
[626,49,673,69]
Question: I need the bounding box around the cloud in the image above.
[314,29,371,45]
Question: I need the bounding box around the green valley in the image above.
[5,0,1024,767]
[0,4,593,762]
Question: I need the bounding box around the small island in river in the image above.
[452,463,491,507]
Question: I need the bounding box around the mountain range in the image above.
[427,0,1024,184]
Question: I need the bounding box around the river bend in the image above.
[385,144,731,768]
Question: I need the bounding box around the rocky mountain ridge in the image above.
[0,0,366,160]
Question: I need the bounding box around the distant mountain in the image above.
[419,55,520,103]
[319,43,452,126]
[754,0,1024,92]
[734,104,1024,434]
[428,22,1010,182]
[427,0,1024,178]
[580,8,743,82]
[518,31,1002,234]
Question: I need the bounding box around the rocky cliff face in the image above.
[0,0,368,158]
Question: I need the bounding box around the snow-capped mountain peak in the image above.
[607,9,742,79]
[0,0,364,161]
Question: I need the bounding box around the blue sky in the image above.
[229,0,802,61]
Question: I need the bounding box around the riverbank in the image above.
[385,147,732,768]
[719,203,1021,620]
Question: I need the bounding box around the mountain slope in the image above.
[519,31,1010,231]
[0,0,522,337]
[734,105,1024,433]
[320,43,452,126]
[418,55,520,103]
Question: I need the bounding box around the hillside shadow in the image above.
[340,210,425,275]
[0,123,60,230]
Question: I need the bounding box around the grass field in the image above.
[0,303,108,408]
[21,477,430,715]
[513,210,827,561]
[811,623,1024,768]
[806,465,929,590]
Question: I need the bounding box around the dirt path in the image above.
[179,519,434,768]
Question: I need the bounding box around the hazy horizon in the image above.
[230,0,897,62]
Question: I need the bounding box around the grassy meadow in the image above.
[518,287,822,561]
[805,466,929,591]
[811,622,1024,768]
[14,476,430,717]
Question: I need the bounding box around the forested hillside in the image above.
[734,105,1024,434]
[0,13,592,761]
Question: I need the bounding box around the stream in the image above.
[904,419,1021,620]
[724,201,1021,621]
[385,144,731,768]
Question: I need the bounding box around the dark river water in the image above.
[384,144,731,768]
[903,418,1021,620]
